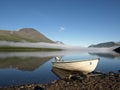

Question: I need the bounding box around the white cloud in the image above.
[59,27,65,32]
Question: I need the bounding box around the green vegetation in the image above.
[0,46,62,52]
[0,28,54,43]
[0,34,36,42]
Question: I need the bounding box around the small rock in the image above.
[34,86,44,90]
[109,72,115,76]
[51,80,57,84]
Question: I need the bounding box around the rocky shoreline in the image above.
[0,72,120,90]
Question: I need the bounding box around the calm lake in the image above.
[0,50,120,87]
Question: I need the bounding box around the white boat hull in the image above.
[52,58,99,74]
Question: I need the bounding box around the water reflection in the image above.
[89,51,120,59]
[0,57,52,71]
[0,51,79,58]
[52,67,84,79]
[0,50,120,87]
[0,51,78,71]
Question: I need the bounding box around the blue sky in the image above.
[0,0,120,46]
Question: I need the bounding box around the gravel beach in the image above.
[0,72,120,90]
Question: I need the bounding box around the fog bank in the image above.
[0,41,117,52]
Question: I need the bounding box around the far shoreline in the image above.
[0,46,62,52]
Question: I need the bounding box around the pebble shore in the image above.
[0,72,120,90]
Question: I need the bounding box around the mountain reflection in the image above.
[89,51,120,59]
[0,57,52,71]
[0,51,78,71]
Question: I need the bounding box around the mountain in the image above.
[0,28,53,43]
[55,41,64,44]
[88,41,120,48]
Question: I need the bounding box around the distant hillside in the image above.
[88,41,120,48]
[55,41,64,44]
[0,28,53,43]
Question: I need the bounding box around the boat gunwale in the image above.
[52,58,100,63]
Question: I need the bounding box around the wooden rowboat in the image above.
[52,57,99,74]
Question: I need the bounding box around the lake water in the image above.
[0,50,120,87]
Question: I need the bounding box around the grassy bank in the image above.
[0,46,62,52]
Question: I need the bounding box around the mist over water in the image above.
[0,47,116,59]
[0,41,76,49]
[0,41,116,51]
